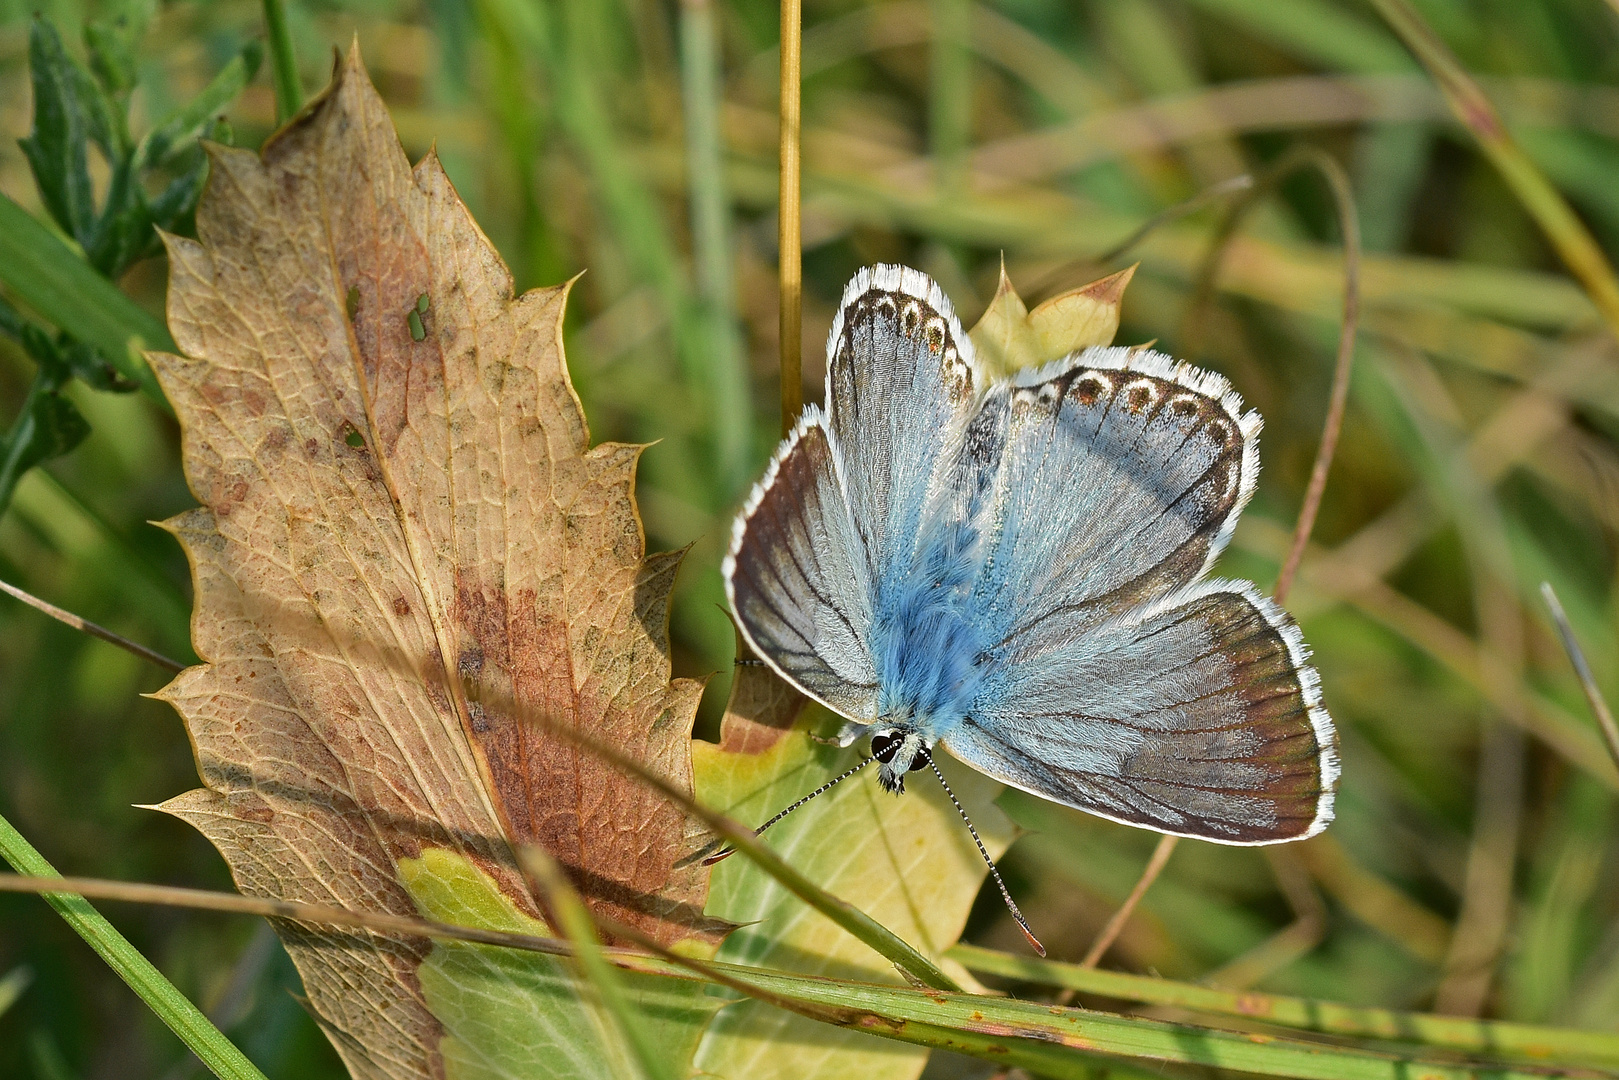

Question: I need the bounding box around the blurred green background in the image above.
[1,0,1617,1076]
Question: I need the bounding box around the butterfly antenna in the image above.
[699,755,876,866]
[928,757,1045,956]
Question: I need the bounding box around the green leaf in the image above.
[690,703,1016,1080]
[0,374,91,513]
[519,847,684,1080]
[134,41,263,171]
[399,848,724,1080]
[19,18,102,245]
[0,192,170,403]
[84,0,156,98]
[0,294,62,369]
[83,157,150,277]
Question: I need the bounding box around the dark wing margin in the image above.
[946,581,1338,844]
[724,409,879,723]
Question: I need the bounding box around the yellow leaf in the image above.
[968,263,1137,378]
[148,47,712,1079]
[690,661,1014,1080]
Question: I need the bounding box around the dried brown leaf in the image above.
[148,48,710,1078]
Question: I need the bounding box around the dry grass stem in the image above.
[0,578,184,674]
[778,0,803,434]
[1541,582,1619,770]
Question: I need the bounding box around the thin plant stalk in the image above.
[1541,582,1619,770]
[0,873,1590,1080]
[1078,832,1176,970]
[517,848,679,1080]
[778,0,803,434]
[262,0,302,124]
[1084,146,1361,971]
[1367,0,1619,339]
[950,943,1619,1067]
[0,578,183,673]
[1273,152,1361,603]
[681,0,753,494]
[0,821,268,1080]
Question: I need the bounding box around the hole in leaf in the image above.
[416,292,430,313]
[344,426,365,449]
[407,309,425,342]
[346,285,360,321]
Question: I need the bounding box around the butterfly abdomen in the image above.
[872,524,1003,739]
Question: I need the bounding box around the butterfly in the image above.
[720,265,1338,941]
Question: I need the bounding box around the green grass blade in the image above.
[929,0,972,193]
[948,943,1619,1067]
[0,194,169,403]
[518,848,680,1080]
[1183,0,1413,74]
[262,0,303,125]
[677,960,1579,1080]
[0,813,267,1080]
[1367,0,1619,339]
[679,0,753,494]
[0,965,32,1017]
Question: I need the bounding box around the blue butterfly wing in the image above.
[728,265,983,719]
[935,350,1335,842]
[946,581,1337,843]
[724,412,879,721]
[956,347,1260,646]
[825,265,983,583]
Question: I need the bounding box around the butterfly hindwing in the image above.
[725,412,879,721]
[948,581,1337,843]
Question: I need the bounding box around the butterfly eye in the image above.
[907,746,932,772]
[871,733,901,762]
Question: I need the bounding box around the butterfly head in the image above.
[870,728,932,795]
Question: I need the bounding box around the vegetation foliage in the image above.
[0,0,1617,1078]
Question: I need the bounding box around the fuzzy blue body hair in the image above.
[871,517,1011,742]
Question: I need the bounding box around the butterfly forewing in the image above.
[960,349,1259,643]
[949,582,1337,843]
[826,266,982,582]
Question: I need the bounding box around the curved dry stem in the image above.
[1541,582,1619,770]
[1076,832,1176,973]
[1025,174,1254,305]
[1082,144,1360,973]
